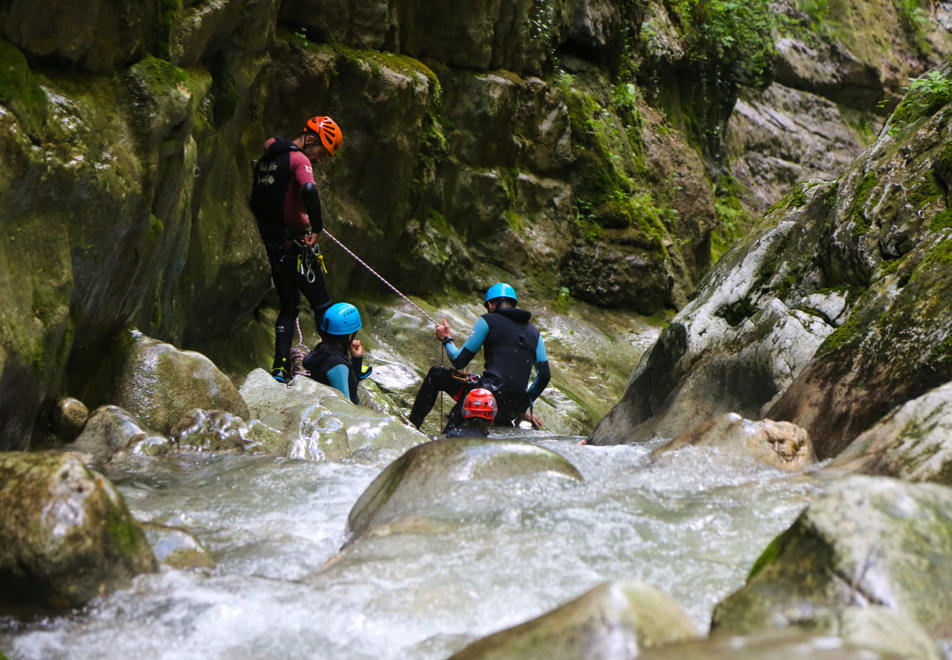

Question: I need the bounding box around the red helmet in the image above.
[462,388,497,421]
[304,115,342,156]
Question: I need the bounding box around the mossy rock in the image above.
[0,451,157,614]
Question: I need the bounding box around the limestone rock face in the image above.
[448,580,699,660]
[711,475,952,639]
[345,437,582,542]
[654,413,816,472]
[0,451,157,613]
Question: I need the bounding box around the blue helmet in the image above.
[484,282,517,304]
[321,302,362,335]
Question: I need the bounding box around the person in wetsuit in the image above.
[249,115,342,383]
[408,282,550,432]
[302,302,366,404]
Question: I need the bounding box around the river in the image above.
[0,432,818,659]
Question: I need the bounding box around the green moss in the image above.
[930,209,952,231]
[747,528,789,580]
[846,171,877,236]
[0,38,48,137]
[155,0,183,58]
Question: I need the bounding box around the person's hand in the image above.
[350,339,363,358]
[303,231,317,247]
[435,319,453,342]
[524,411,544,428]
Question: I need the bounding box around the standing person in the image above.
[302,302,367,404]
[407,283,550,431]
[249,115,343,383]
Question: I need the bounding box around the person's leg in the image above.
[408,366,466,429]
[271,262,301,382]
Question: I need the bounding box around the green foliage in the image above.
[890,69,952,133]
[894,0,931,54]
[667,0,776,88]
[553,286,574,313]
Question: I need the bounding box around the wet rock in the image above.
[169,408,259,453]
[588,184,840,445]
[141,523,214,570]
[346,437,582,541]
[711,475,952,639]
[653,413,816,472]
[239,368,423,461]
[641,622,936,660]
[448,580,699,659]
[0,451,157,613]
[114,332,249,436]
[68,405,170,466]
[831,381,952,484]
[52,397,89,442]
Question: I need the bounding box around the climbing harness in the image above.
[295,238,327,284]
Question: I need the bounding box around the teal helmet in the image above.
[484,282,517,304]
[321,302,362,335]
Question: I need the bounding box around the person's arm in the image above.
[440,317,489,370]
[326,364,354,403]
[527,337,550,402]
[289,152,323,234]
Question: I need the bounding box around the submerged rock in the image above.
[653,413,816,472]
[169,408,259,453]
[711,475,952,639]
[448,580,699,659]
[141,523,214,570]
[831,380,952,484]
[0,451,157,614]
[345,437,582,541]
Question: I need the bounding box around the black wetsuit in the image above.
[409,306,550,430]
[250,137,332,370]
[302,342,362,404]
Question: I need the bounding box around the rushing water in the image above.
[0,433,819,659]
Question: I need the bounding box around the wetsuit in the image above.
[249,137,332,374]
[408,306,550,430]
[302,342,362,404]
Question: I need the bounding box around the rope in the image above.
[321,229,441,328]
[320,228,448,431]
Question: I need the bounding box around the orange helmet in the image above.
[304,115,342,156]
[462,388,497,421]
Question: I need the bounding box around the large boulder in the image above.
[652,413,816,472]
[112,332,249,435]
[239,368,423,461]
[448,580,699,659]
[830,381,952,484]
[345,437,582,542]
[710,475,952,639]
[0,451,157,613]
